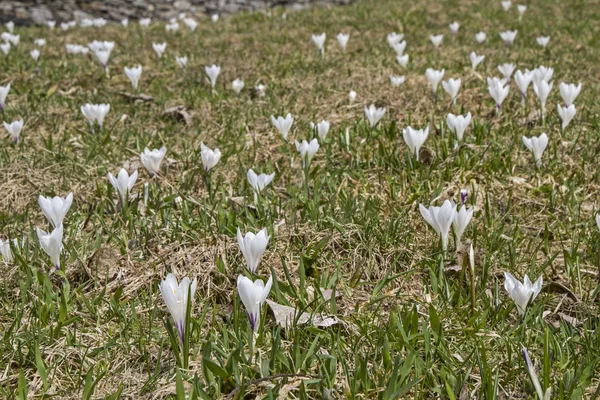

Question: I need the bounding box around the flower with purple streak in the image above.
[460,189,468,205]
[159,274,197,344]
[237,275,273,332]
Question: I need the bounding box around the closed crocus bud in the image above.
[158,273,197,343]
[124,65,142,90]
[425,68,445,97]
[504,272,542,315]
[94,49,110,69]
[247,169,275,193]
[311,120,330,142]
[514,69,533,103]
[349,90,357,104]
[449,21,459,36]
[336,33,349,51]
[402,126,429,161]
[295,138,320,164]
[200,143,221,172]
[536,36,550,48]
[3,119,23,142]
[498,63,516,82]
[501,0,512,11]
[232,78,244,95]
[522,132,548,167]
[0,238,15,264]
[30,49,40,62]
[487,77,510,110]
[430,34,443,48]
[596,214,600,232]
[396,54,409,68]
[176,56,188,69]
[470,52,484,71]
[271,113,294,141]
[0,42,10,55]
[140,146,167,176]
[453,204,474,245]
[108,168,138,203]
[237,274,272,332]
[499,30,517,47]
[419,200,457,251]
[37,224,63,269]
[205,64,221,88]
[557,104,576,132]
[237,227,270,273]
[152,42,167,58]
[38,193,73,227]
[559,82,581,107]
[517,4,527,17]
[446,112,471,142]
[533,80,553,117]
[390,75,405,87]
[364,104,386,128]
[475,31,487,44]
[0,83,10,110]
[311,33,326,54]
[442,77,461,104]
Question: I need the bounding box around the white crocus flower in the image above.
[205,64,221,88]
[184,18,198,31]
[364,104,386,128]
[295,138,320,164]
[255,84,267,97]
[559,82,581,107]
[453,204,474,245]
[152,42,167,58]
[336,33,349,51]
[498,63,516,82]
[80,103,110,131]
[514,69,533,104]
[349,90,357,104]
[30,49,40,61]
[237,227,270,273]
[475,31,487,44]
[37,224,63,269]
[247,169,275,193]
[387,32,404,48]
[392,41,406,56]
[46,20,56,29]
[34,38,46,47]
[271,114,294,141]
[311,120,331,142]
[158,273,197,343]
[403,126,429,161]
[3,119,23,142]
[430,34,443,48]
[200,143,221,172]
[557,104,576,132]
[522,133,549,167]
[390,75,405,87]
[396,54,409,68]
[0,42,10,55]
[139,18,152,27]
[449,22,459,36]
[312,33,326,54]
[442,78,461,104]
[536,36,550,48]
[237,275,273,332]
[446,112,471,142]
[0,83,10,109]
[501,0,512,11]
[425,68,445,97]
[517,4,527,19]
[487,77,510,111]
[232,78,245,95]
[532,66,554,88]
[6,21,14,33]
[176,56,188,69]
[124,65,142,90]
[108,169,138,203]
[121,18,129,27]
[522,348,552,400]
[140,146,167,176]
[419,200,457,251]
[212,14,219,23]
[0,238,15,264]
[533,80,553,118]
[500,30,517,47]
[504,272,543,315]
[38,193,73,227]
[470,52,485,71]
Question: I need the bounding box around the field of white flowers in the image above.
[0,0,599,398]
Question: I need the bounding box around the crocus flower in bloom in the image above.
[271,113,294,141]
[140,146,167,176]
[139,18,151,27]
[470,52,484,71]
[514,69,533,105]
[212,14,219,23]
[522,133,548,167]
[504,272,542,315]
[403,126,429,161]
[205,64,221,88]
[124,65,142,90]
[3,119,23,142]
[430,34,443,48]
[152,42,167,58]
[311,120,331,142]
[349,90,357,104]
[0,83,10,110]
[108,169,138,203]
[536,36,550,48]
[337,33,349,51]
[184,18,198,31]
[312,33,326,54]
[559,82,581,107]
[255,84,267,97]
[500,30,517,47]
[557,104,576,132]
[532,66,554,88]
[475,31,487,44]
[364,104,386,128]
[392,41,406,56]
[390,75,405,87]
[295,138,320,165]
[34,38,46,47]
[158,273,197,343]
[37,224,63,269]
[498,63,516,82]
[533,80,553,118]
[5,21,14,33]
[387,32,404,48]
[232,78,244,95]
[200,143,221,172]
[237,227,270,273]
[396,54,409,68]
[247,170,275,193]
[176,56,188,69]
[442,78,461,105]
[501,0,512,11]
[517,4,527,18]
[81,103,110,131]
[453,204,474,245]
[237,274,272,332]
[446,112,471,142]
[121,18,129,27]
[0,42,10,55]
[38,193,73,227]
[419,200,457,251]
[487,77,510,111]
[425,68,445,98]
[449,22,459,36]
[30,49,40,61]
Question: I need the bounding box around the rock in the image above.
[30,6,53,24]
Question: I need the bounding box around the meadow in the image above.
[0,0,600,398]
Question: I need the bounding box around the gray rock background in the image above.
[0,0,351,25]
